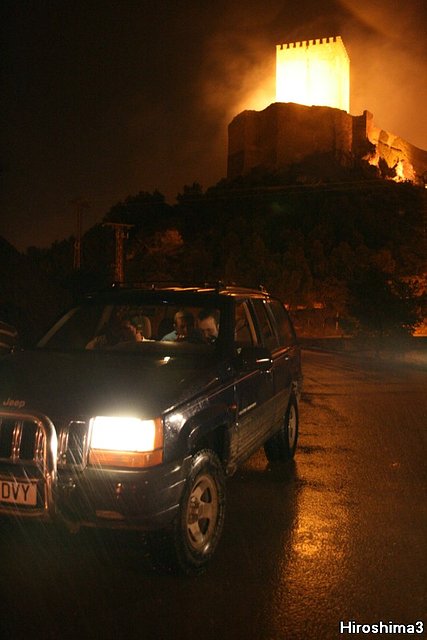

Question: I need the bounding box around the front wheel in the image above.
[264,396,299,462]
[152,449,226,575]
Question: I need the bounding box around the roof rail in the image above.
[109,281,271,295]
[111,281,224,292]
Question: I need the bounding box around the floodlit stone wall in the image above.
[228,103,355,178]
[227,103,427,185]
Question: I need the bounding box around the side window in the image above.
[234,301,257,346]
[267,299,295,348]
[251,299,279,351]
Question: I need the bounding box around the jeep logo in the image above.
[2,398,26,409]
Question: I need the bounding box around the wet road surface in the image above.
[0,350,426,639]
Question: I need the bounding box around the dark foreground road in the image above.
[0,350,426,640]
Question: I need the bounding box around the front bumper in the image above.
[0,410,190,532]
[55,457,191,531]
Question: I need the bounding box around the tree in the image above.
[104,190,173,235]
[176,182,204,206]
[347,267,422,337]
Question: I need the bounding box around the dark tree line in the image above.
[1,176,426,344]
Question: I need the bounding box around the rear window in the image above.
[266,299,296,348]
[250,299,279,350]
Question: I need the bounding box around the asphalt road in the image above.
[0,350,426,640]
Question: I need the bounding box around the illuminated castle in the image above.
[227,37,427,185]
[276,37,350,112]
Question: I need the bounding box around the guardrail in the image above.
[299,336,427,369]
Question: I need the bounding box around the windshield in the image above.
[37,300,223,352]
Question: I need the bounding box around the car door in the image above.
[233,299,275,463]
[266,297,302,400]
[250,297,298,432]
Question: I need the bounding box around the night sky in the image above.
[1,0,426,251]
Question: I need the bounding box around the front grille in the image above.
[0,417,44,463]
[57,420,88,467]
[0,420,15,458]
[0,415,88,468]
[0,411,59,516]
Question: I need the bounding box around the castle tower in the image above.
[276,36,350,112]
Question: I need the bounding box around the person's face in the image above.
[122,321,143,342]
[199,316,218,341]
[175,313,189,336]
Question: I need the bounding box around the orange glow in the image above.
[276,37,350,112]
[89,448,163,468]
[392,159,415,183]
[365,149,416,183]
[234,81,275,114]
[366,151,380,168]
[394,160,405,181]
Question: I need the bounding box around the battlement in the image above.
[277,36,349,57]
[276,35,350,112]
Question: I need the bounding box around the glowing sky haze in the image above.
[1,0,426,250]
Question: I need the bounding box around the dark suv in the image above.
[0,284,302,573]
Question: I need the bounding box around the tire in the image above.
[151,449,226,575]
[264,395,299,461]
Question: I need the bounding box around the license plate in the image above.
[0,479,38,506]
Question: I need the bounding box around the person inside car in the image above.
[161,309,195,341]
[198,308,220,344]
[86,314,144,349]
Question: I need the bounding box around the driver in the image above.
[86,315,144,349]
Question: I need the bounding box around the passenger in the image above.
[161,310,195,341]
[120,320,144,343]
[0,320,19,354]
[198,309,220,344]
[86,315,144,349]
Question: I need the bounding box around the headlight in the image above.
[89,416,163,468]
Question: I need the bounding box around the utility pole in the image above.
[72,198,89,270]
[104,222,133,283]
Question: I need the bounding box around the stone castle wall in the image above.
[227,103,427,184]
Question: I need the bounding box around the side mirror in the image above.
[235,345,272,372]
[0,321,19,355]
